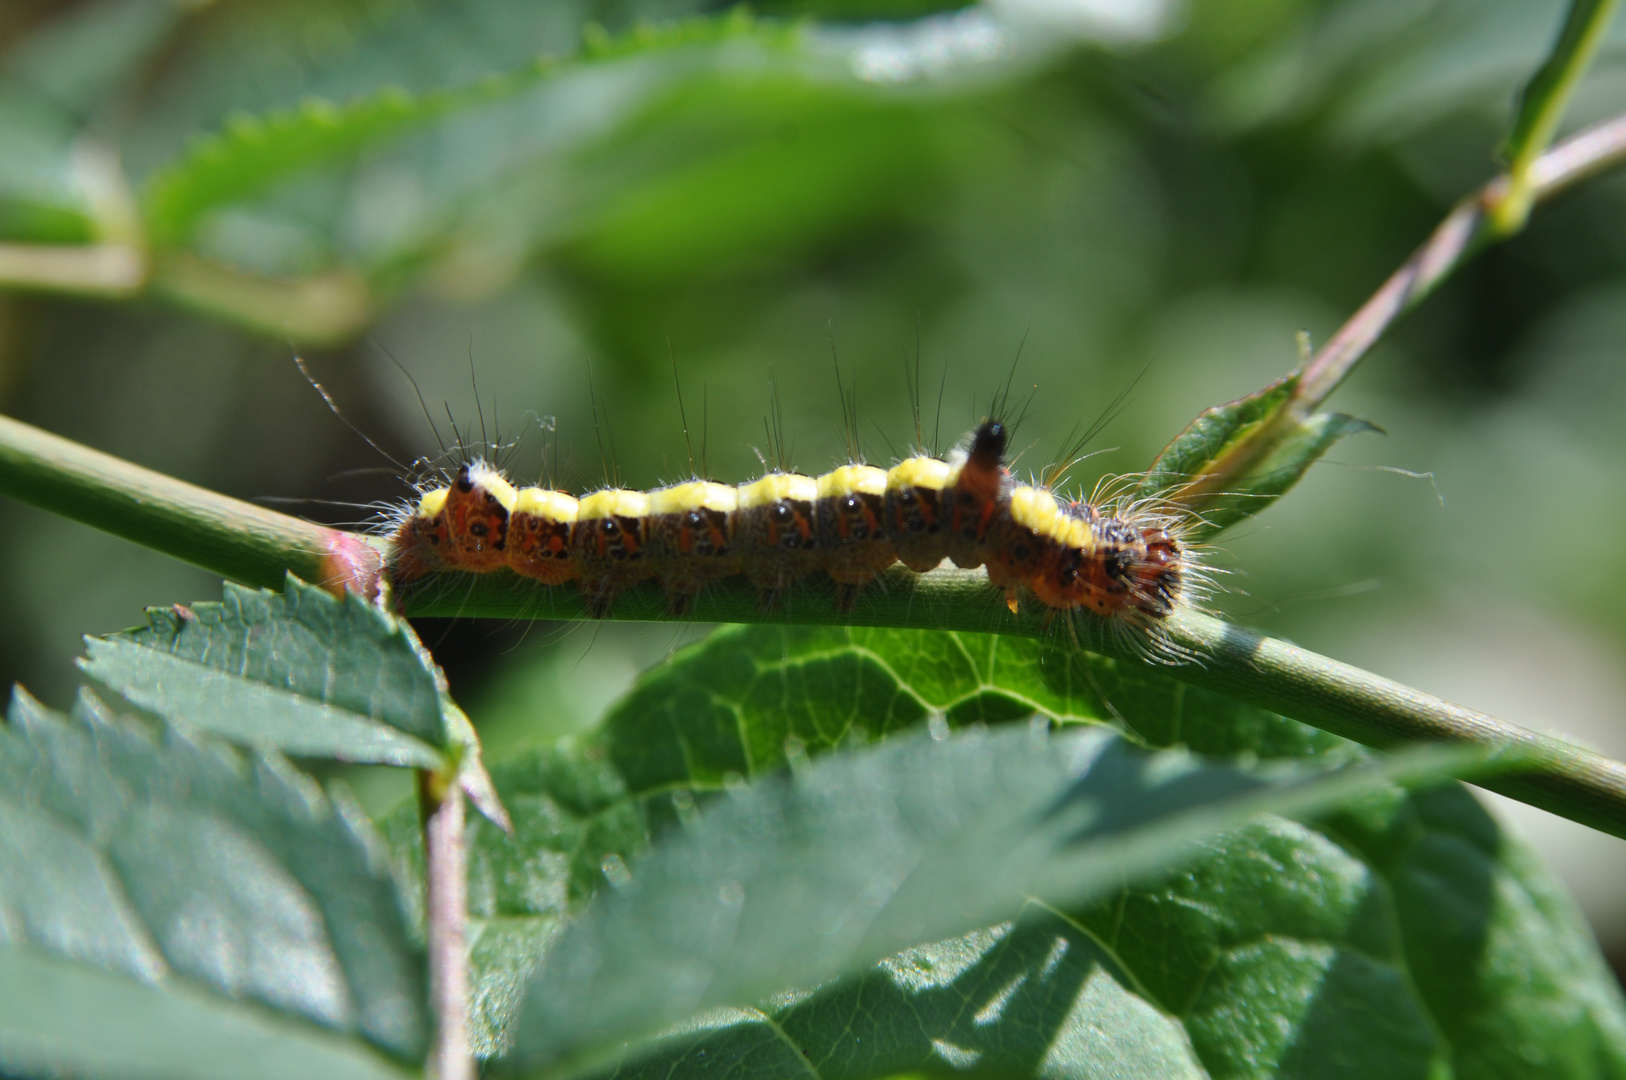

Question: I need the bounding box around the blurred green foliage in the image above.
[3,0,1626,952]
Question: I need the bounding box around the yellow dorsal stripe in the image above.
[417,488,450,517]
[1007,485,1085,546]
[578,489,651,520]
[818,465,888,499]
[650,480,739,515]
[739,473,818,508]
[887,456,953,491]
[513,488,579,522]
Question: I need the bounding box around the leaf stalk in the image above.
[419,771,471,1080]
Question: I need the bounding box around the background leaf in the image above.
[0,0,180,242]
[0,687,430,1071]
[79,577,449,766]
[138,12,801,252]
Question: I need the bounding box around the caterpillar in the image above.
[383,418,1201,649]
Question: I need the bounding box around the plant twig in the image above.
[153,254,376,345]
[418,769,471,1080]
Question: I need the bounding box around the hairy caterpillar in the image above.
[383,418,1202,651]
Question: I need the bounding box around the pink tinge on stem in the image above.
[318,529,386,604]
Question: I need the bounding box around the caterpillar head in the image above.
[1031,507,1184,618]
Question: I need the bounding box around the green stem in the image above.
[400,566,1626,841]
[1165,614,1626,840]
[0,243,146,296]
[1495,0,1622,234]
[6,410,1626,839]
[0,413,379,595]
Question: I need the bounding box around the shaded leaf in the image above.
[591,911,1212,1080]
[0,688,430,1068]
[80,577,447,766]
[498,724,1480,1075]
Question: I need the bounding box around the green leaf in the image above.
[141,87,468,249]
[753,0,974,16]
[139,11,799,250]
[131,8,1055,304]
[385,623,1332,1056]
[0,687,430,1069]
[0,0,182,242]
[1137,373,1297,498]
[429,623,1626,1075]
[1189,410,1378,540]
[79,577,448,767]
[1135,373,1375,540]
[584,785,1626,1080]
[0,948,414,1080]
[498,724,1480,1075]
